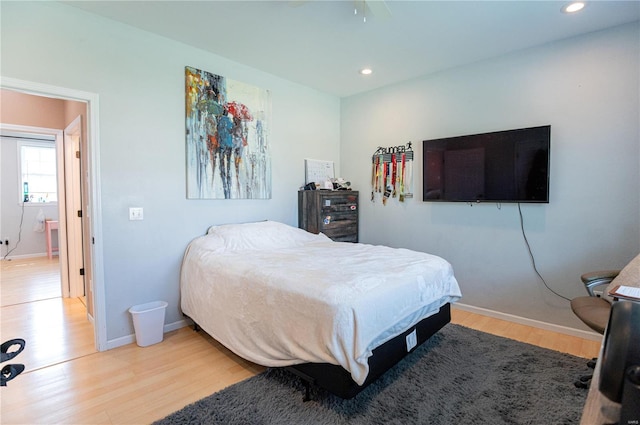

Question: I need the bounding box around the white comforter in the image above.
[180,221,461,385]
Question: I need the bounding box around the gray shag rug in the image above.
[155,324,591,425]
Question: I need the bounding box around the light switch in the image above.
[129,207,144,221]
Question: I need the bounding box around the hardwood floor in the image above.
[1,258,602,424]
[1,256,61,306]
[450,308,601,359]
[1,326,265,425]
[1,257,96,373]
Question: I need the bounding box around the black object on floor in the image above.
[1,364,25,386]
[1,338,26,387]
[1,338,25,363]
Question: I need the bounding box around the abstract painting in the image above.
[185,66,271,199]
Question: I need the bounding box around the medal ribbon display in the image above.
[371,143,413,205]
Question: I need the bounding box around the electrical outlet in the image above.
[3,239,8,246]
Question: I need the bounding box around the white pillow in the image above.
[206,220,329,251]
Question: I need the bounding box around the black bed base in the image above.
[285,303,451,400]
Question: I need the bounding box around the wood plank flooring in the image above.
[1,297,96,373]
[1,256,61,306]
[451,309,601,359]
[1,326,265,425]
[1,257,96,373]
[0,259,602,424]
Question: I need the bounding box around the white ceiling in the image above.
[63,0,640,97]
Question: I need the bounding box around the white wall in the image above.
[1,2,341,342]
[341,22,640,330]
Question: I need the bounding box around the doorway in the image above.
[0,112,94,371]
[0,124,76,298]
[0,77,106,354]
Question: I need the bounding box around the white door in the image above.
[63,116,85,298]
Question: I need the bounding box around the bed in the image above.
[180,220,461,398]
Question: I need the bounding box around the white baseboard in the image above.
[107,334,136,350]
[452,302,603,342]
[1,252,50,261]
[165,318,189,333]
[106,318,190,350]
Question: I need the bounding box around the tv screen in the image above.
[422,125,550,203]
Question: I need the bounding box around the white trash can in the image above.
[129,301,168,347]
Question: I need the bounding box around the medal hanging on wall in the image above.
[391,153,397,198]
[383,153,392,205]
[399,152,406,202]
[371,143,413,205]
[403,149,414,200]
[371,151,381,203]
[371,155,377,201]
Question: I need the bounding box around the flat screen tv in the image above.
[422,125,550,203]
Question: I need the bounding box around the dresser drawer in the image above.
[298,190,359,243]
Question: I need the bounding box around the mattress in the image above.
[180,220,461,385]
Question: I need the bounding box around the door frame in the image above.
[1,77,106,351]
[0,124,70,297]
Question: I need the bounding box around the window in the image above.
[19,141,57,203]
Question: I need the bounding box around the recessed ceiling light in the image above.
[562,2,586,13]
[360,68,373,75]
